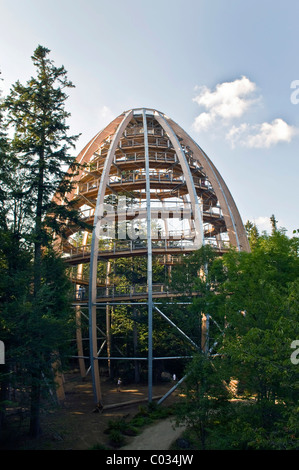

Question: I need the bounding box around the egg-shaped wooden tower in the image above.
[61,108,249,406]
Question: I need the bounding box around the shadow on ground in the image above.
[5,370,183,450]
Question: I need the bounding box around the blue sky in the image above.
[1,0,298,236]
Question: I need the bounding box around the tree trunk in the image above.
[29,371,42,437]
[30,151,44,438]
[0,366,9,437]
[33,152,44,296]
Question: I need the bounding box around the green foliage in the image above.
[108,429,126,448]
[175,353,231,449]
[0,45,81,438]
[2,46,82,243]
[89,443,109,450]
[130,415,153,428]
[105,418,138,437]
[174,225,299,449]
[104,402,175,450]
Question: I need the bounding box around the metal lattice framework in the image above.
[60,108,250,407]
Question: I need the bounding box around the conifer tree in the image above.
[2,45,82,437]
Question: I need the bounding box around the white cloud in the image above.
[193,112,214,132]
[251,216,289,234]
[192,76,258,132]
[226,118,299,148]
[253,216,272,234]
[192,76,299,148]
[97,105,115,129]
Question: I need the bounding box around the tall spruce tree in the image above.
[2,45,81,437]
[1,78,34,439]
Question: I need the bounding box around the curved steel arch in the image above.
[88,110,133,404]
[154,111,204,249]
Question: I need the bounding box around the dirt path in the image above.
[122,417,186,450]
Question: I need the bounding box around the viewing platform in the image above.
[63,237,230,265]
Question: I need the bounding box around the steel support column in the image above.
[142,109,153,402]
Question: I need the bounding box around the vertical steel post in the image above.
[142,109,153,402]
[106,261,112,377]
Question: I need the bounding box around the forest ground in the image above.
[3,370,185,450]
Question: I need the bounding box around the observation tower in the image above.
[61,108,249,407]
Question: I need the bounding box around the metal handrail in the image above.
[79,171,216,194]
[67,236,229,258]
